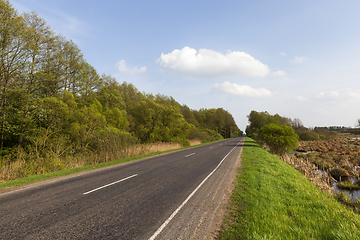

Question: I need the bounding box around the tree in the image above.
[181,105,199,127]
[130,99,190,145]
[246,110,303,138]
[246,110,268,137]
[0,0,28,149]
[97,75,125,110]
[67,100,106,151]
[258,123,299,155]
[18,12,56,147]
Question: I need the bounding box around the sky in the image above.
[8,0,360,131]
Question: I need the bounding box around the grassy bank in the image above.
[219,138,360,240]
[0,141,204,191]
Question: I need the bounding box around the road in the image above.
[0,137,244,239]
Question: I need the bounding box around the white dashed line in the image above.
[185,153,195,158]
[83,174,138,195]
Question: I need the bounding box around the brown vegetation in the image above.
[279,134,360,196]
[280,154,334,195]
[0,140,201,183]
[296,134,360,180]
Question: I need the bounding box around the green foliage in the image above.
[130,99,191,144]
[182,107,240,140]
[246,110,294,137]
[93,127,138,155]
[295,126,337,141]
[245,110,337,142]
[258,124,299,154]
[337,182,360,190]
[313,127,337,140]
[67,102,106,151]
[299,130,320,141]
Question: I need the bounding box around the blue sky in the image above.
[9,0,360,131]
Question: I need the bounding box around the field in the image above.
[295,134,360,181]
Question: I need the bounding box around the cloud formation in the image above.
[214,81,273,98]
[158,47,274,78]
[271,70,286,76]
[316,89,360,100]
[117,60,147,74]
[316,91,340,99]
[291,56,305,64]
[296,96,309,102]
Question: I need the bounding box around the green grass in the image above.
[219,138,360,240]
[338,182,360,191]
[0,142,208,191]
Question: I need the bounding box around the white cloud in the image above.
[271,70,286,76]
[296,96,309,102]
[316,91,340,99]
[157,47,272,78]
[279,52,287,57]
[347,89,360,100]
[213,81,273,98]
[291,56,306,64]
[316,89,360,100]
[312,109,332,115]
[116,60,147,74]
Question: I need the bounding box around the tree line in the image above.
[246,110,337,143]
[0,0,241,170]
[245,110,343,155]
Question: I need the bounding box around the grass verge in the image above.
[0,142,207,191]
[219,137,360,240]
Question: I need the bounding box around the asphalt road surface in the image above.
[0,137,244,239]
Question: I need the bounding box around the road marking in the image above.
[83,174,138,195]
[148,140,241,240]
[209,147,213,149]
[185,153,195,158]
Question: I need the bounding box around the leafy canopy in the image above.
[258,123,299,155]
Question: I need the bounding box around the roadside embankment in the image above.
[219,137,360,240]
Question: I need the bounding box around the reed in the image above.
[0,140,201,182]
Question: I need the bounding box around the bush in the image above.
[187,129,223,143]
[258,124,299,155]
[299,131,320,141]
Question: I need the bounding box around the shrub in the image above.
[258,124,299,155]
[299,131,320,141]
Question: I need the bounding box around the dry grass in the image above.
[279,134,360,197]
[189,139,202,146]
[0,140,202,182]
[280,154,335,195]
